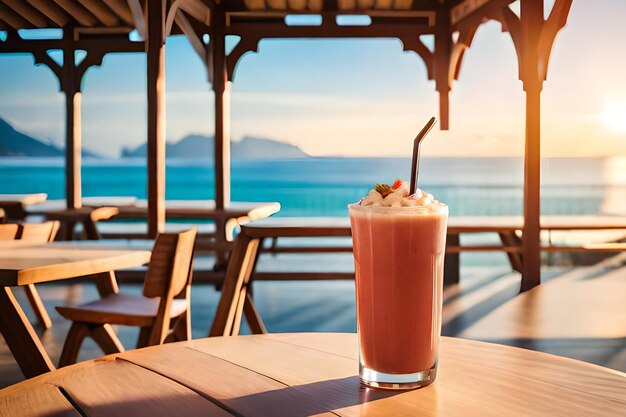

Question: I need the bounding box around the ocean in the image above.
[0,156,625,217]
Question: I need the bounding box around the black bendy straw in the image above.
[409,117,437,195]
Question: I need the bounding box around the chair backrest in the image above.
[17,221,60,243]
[0,224,19,240]
[142,228,197,346]
[143,228,197,299]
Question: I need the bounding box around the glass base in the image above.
[360,364,437,390]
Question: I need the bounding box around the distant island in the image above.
[0,117,308,159]
[0,118,99,157]
[122,134,308,160]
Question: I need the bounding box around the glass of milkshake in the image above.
[349,179,448,390]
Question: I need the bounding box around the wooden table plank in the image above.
[186,334,626,417]
[119,344,336,417]
[49,359,233,417]
[0,383,80,417]
[0,244,152,286]
[1,334,624,416]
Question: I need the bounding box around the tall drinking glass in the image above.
[349,203,448,390]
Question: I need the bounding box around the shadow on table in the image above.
[224,376,406,416]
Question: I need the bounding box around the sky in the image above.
[0,0,625,158]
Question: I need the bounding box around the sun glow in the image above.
[602,103,626,132]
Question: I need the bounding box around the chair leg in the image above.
[244,293,267,334]
[91,324,125,355]
[136,326,151,349]
[172,311,191,342]
[23,284,53,330]
[59,322,91,367]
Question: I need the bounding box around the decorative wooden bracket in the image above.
[0,27,142,94]
[399,36,434,80]
[226,36,260,82]
[494,0,573,86]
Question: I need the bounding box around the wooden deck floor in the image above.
[1,254,624,388]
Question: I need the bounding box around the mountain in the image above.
[0,118,63,157]
[0,118,99,157]
[121,134,309,159]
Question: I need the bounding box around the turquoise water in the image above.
[0,156,623,217]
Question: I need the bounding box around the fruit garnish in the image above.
[391,178,403,190]
[375,183,392,198]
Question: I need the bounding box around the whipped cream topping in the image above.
[359,179,440,208]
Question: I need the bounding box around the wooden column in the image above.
[500,0,572,291]
[520,0,544,291]
[146,0,166,237]
[62,26,81,209]
[434,7,452,130]
[211,8,231,210]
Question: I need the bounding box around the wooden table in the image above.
[0,333,623,416]
[0,193,47,221]
[0,243,151,378]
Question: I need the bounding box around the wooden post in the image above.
[62,26,81,209]
[146,0,166,237]
[520,0,544,291]
[434,7,451,130]
[211,8,231,210]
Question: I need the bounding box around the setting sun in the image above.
[602,103,626,132]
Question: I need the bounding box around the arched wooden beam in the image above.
[537,0,572,81]
[496,6,522,80]
[448,23,478,84]
[226,36,260,81]
[165,0,184,35]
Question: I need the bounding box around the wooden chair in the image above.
[56,228,197,366]
[0,208,6,224]
[17,221,61,329]
[0,223,19,240]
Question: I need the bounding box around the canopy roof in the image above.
[0,0,503,34]
[0,0,574,291]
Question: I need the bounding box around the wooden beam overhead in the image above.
[451,0,513,29]
[227,21,431,38]
[179,0,211,26]
[127,0,147,39]
[76,0,121,26]
[0,2,34,29]
[50,0,99,27]
[3,0,51,28]
[102,0,135,26]
[25,0,72,27]
[174,10,206,61]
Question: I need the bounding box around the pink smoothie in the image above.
[349,204,448,375]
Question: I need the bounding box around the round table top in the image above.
[1,333,624,417]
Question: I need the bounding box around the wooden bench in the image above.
[242,215,626,286]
